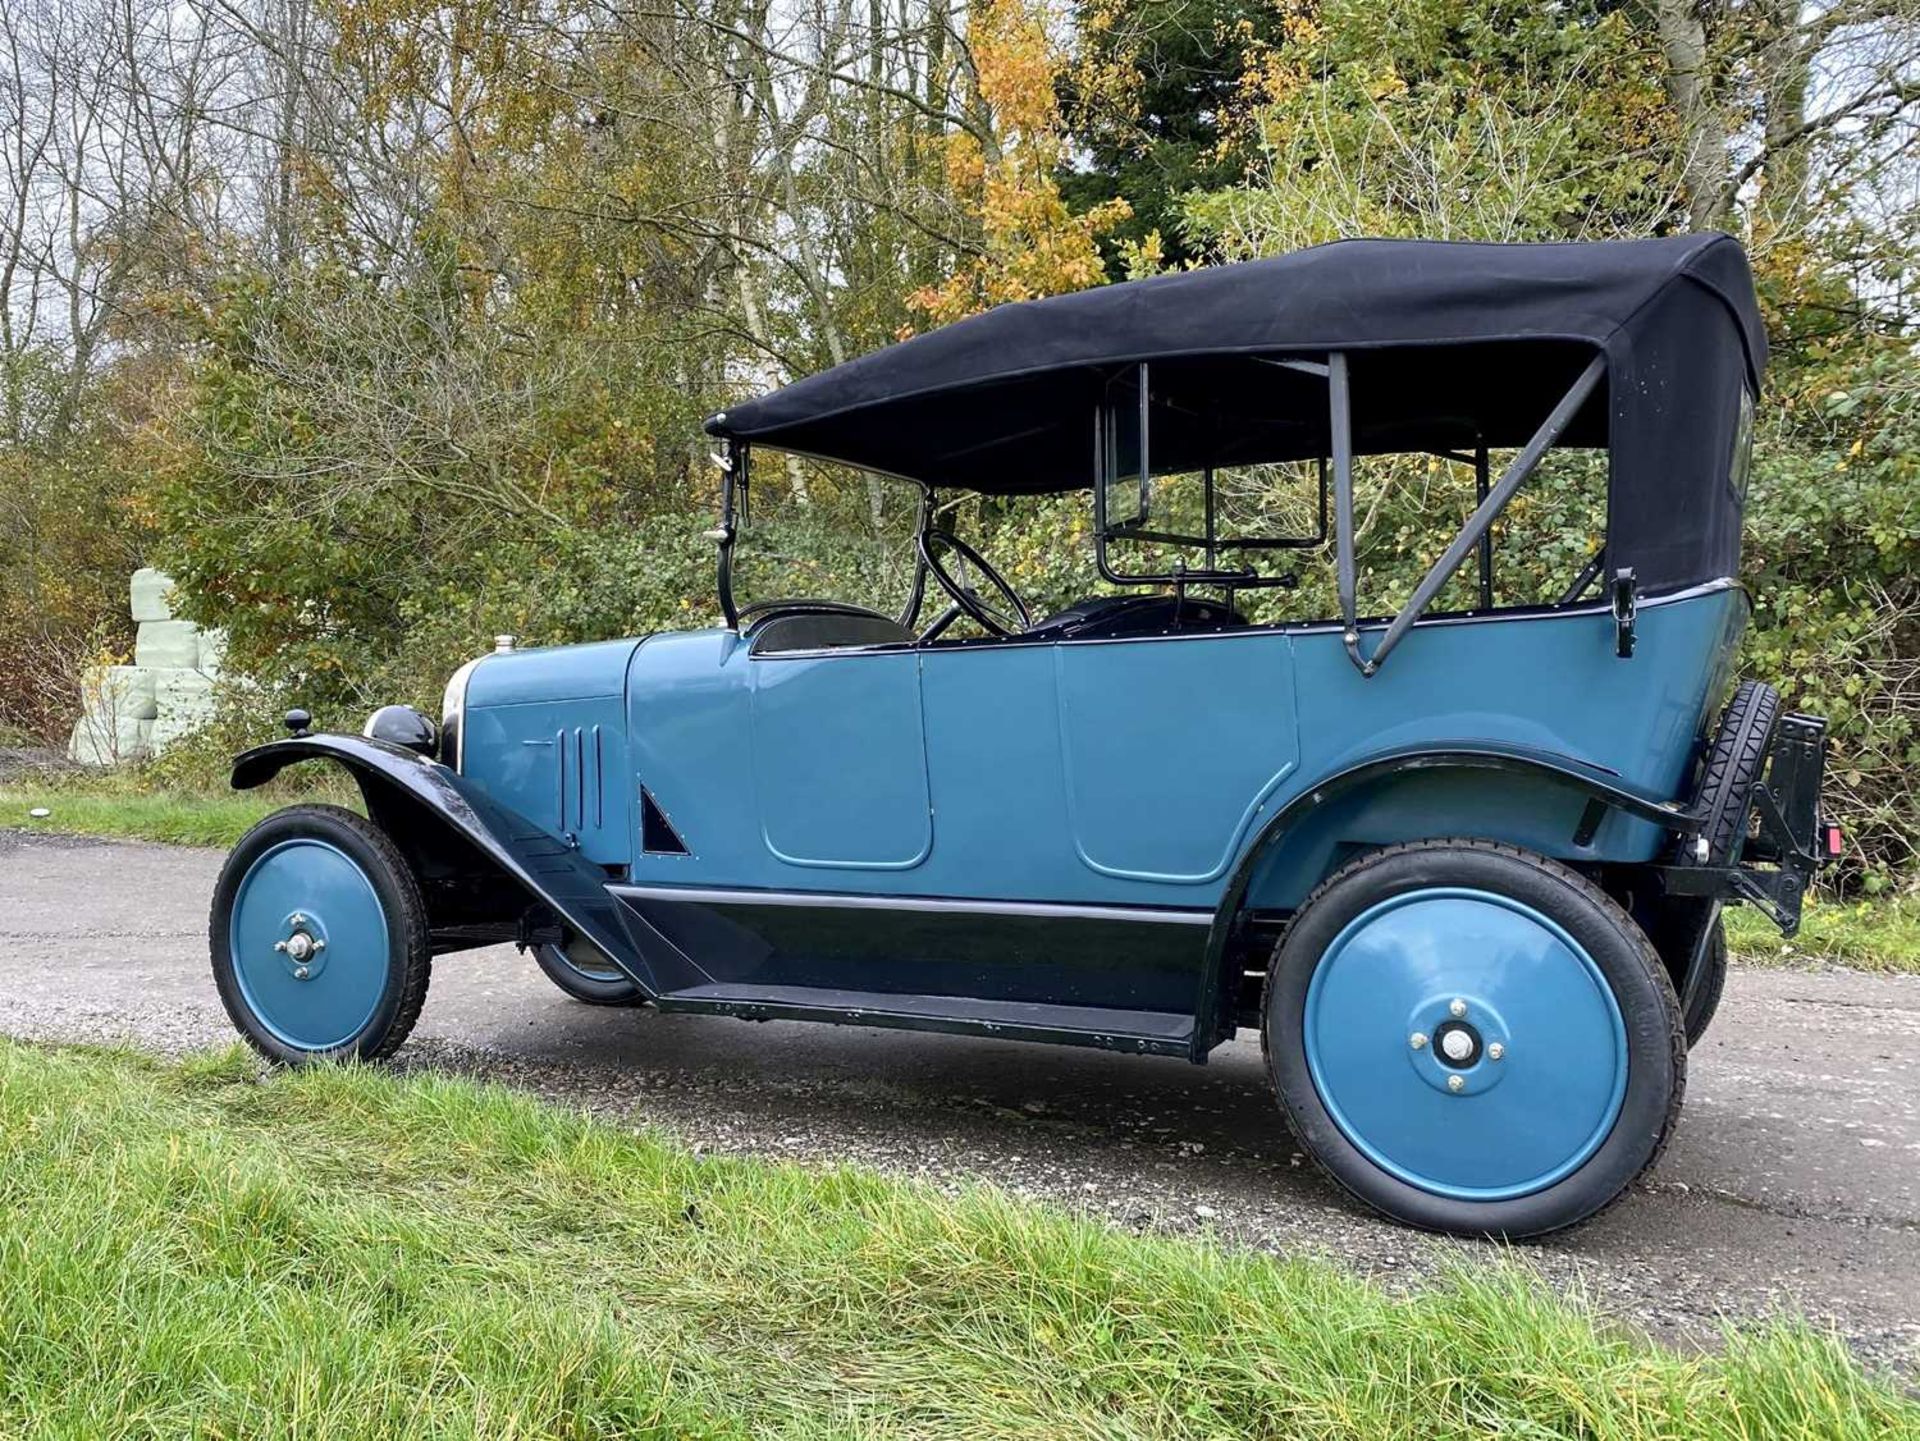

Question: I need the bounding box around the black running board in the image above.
[654,983,1197,1057]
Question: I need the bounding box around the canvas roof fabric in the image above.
[709,233,1766,593]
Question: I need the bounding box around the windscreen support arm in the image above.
[1339,352,1607,677]
[1474,442,1493,609]
[713,440,743,629]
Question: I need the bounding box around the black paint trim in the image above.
[613,883,1209,1014]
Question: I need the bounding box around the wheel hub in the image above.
[1403,993,1511,1097]
[271,910,330,980]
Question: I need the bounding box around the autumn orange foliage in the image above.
[908,0,1130,326]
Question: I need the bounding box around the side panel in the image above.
[1292,586,1744,791]
[1245,585,1747,908]
[1053,633,1297,882]
[459,698,629,866]
[460,637,643,868]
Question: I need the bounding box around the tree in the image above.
[908,0,1131,324]
[1058,0,1285,272]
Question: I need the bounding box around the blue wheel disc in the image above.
[228,839,391,1052]
[1303,887,1627,1201]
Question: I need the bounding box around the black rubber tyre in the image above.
[1682,914,1728,1048]
[209,804,432,1065]
[1694,680,1781,865]
[533,937,645,1006]
[1263,839,1685,1238]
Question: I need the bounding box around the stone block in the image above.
[68,711,154,766]
[80,664,158,721]
[151,670,217,752]
[130,567,177,622]
[135,619,201,670]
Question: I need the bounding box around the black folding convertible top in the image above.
[710,234,1767,592]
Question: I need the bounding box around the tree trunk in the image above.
[1755,0,1814,231]
[1655,0,1730,230]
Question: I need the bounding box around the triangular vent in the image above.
[641,786,690,855]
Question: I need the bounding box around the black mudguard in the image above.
[232,734,660,996]
[1191,742,1704,1059]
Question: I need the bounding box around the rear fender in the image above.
[1192,744,1699,1057]
[232,735,658,994]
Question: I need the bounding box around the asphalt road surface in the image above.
[3,827,1916,1376]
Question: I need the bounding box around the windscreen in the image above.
[732,450,922,621]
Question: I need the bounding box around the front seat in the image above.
[1022,593,1247,641]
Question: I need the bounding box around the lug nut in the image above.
[273,940,288,953]
[1447,1075,1465,1092]
[1488,1042,1505,1061]
[1409,1032,1428,1050]
[294,966,310,980]
[1449,998,1467,1018]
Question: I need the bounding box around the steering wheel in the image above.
[918,527,1033,639]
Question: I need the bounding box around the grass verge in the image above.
[1726,894,1920,975]
[0,774,356,847]
[1,1042,1912,1439]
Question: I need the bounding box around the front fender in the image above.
[232,734,658,994]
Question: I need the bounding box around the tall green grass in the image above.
[0,1042,1910,1439]
[0,773,357,847]
[1727,894,1920,975]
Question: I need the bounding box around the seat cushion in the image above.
[1023,593,1247,641]
[748,610,914,654]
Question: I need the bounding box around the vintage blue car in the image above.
[211,233,1835,1236]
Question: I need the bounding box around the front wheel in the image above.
[532,936,644,1006]
[210,804,432,1064]
[1264,839,1684,1238]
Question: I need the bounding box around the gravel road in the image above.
[3,827,1916,1376]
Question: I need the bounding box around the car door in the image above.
[916,629,1301,901]
[1051,631,1301,887]
[748,646,933,871]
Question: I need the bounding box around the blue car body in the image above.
[220,235,1835,1234]
[238,573,1747,1059]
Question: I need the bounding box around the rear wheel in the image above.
[1264,839,1684,1237]
[533,936,644,1006]
[210,804,431,1064]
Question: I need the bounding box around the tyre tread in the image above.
[1693,680,1781,865]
